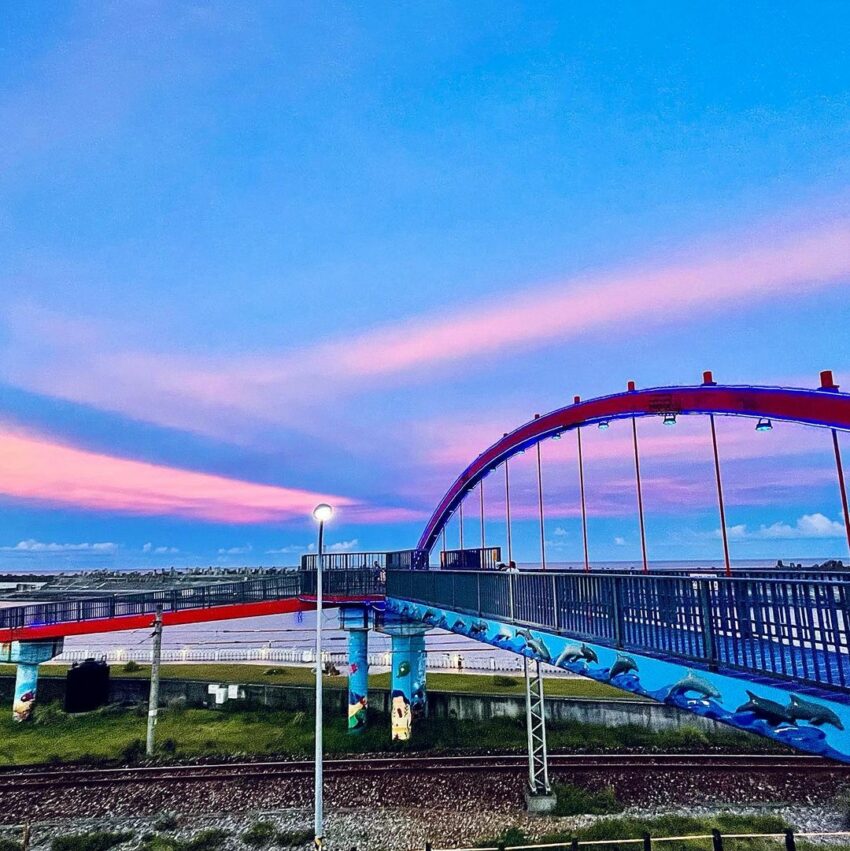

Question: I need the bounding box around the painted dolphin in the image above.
[452,619,469,633]
[422,609,439,624]
[608,654,638,679]
[736,691,796,726]
[515,628,534,641]
[787,694,844,730]
[492,626,513,644]
[523,634,552,663]
[436,615,450,629]
[667,670,721,701]
[554,642,598,666]
[468,620,488,636]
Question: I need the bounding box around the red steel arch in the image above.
[417,376,850,553]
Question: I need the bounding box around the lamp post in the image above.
[312,502,333,849]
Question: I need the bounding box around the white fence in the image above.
[54,646,551,674]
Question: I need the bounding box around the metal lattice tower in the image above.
[524,657,550,795]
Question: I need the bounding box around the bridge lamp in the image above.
[755,418,773,432]
[662,413,677,427]
[551,431,562,441]
[597,420,610,431]
[311,502,333,849]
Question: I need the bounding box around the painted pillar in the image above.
[390,634,413,741]
[1,639,64,722]
[340,606,371,733]
[347,628,369,732]
[13,663,39,723]
[409,632,427,721]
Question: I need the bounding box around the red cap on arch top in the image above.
[820,370,839,391]
[627,380,636,392]
[702,371,717,386]
[573,395,581,404]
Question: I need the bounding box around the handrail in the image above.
[387,568,850,691]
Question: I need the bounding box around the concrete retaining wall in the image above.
[0,674,719,732]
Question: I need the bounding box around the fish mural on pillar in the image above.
[13,664,38,722]
[384,597,850,763]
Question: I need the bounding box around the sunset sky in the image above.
[2,3,849,569]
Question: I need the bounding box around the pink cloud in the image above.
[3,217,850,447]
[0,424,361,525]
[329,219,850,377]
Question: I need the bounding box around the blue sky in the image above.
[1,2,849,570]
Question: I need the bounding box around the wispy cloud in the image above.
[3,217,850,445]
[725,513,847,540]
[217,545,252,555]
[327,538,359,552]
[0,422,359,525]
[0,539,116,553]
[142,543,179,555]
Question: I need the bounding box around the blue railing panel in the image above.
[387,569,850,692]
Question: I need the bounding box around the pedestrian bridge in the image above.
[1,373,849,772]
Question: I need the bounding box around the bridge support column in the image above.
[340,606,370,733]
[1,640,64,722]
[524,658,556,814]
[378,613,429,741]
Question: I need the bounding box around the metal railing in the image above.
[387,569,850,691]
[300,550,428,571]
[439,547,503,570]
[0,572,304,632]
[426,828,850,851]
[299,568,385,598]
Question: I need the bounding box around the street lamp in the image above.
[312,502,333,849]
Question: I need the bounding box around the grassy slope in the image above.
[0,703,768,766]
[0,663,633,700]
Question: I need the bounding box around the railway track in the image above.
[0,753,845,791]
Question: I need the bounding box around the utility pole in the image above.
[146,605,163,756]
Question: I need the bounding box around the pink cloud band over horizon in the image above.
[0,424,363,525]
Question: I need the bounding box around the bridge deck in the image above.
[0,570,383,641]
[387,569,850,696]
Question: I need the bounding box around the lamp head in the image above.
[662,413,677,426]
[312,503,334,523]
[597,420,610,431]
[755,418,773,432]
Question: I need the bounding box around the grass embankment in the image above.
[0,663,632,700]
[0,702,774,766]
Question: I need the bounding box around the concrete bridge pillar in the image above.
[340,606,371,733]
[0,640,64,722]
[377,613,429,741]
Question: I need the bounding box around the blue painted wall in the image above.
[386,597,849,763]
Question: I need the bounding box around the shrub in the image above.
[34,702,66,726]
[182,829,229,851]
[274,828,313,848]
[51,831,134,851]
[122,660,141,673]
[492,675,519,688]
[0,838,22,851]
[119,738,146,764]
[153,813,178,832]
[552,783,623,816]
[242,822,277,848]
[263,668,286,677]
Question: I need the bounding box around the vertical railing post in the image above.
[509,572,515,622]
[712,830,723,851]
[504,451,513,565]
[534,417,547,571]
[785,830,797,851]
[699,579,716,667]
[552,574,559,632]
[642,832,652,851]
[612,576,624,649]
